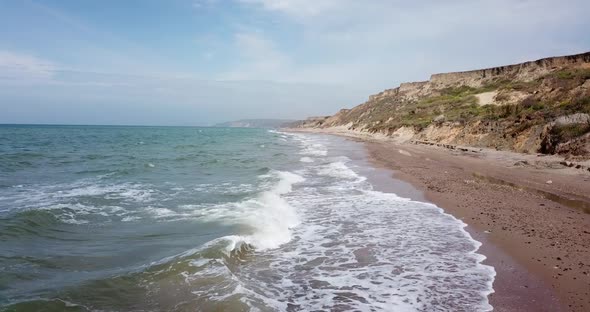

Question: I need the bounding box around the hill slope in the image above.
[294,52,590,160]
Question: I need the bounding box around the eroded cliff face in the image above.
[431,52,590,87]
[295,52,590,160]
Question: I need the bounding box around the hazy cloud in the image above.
[234,0,590,87]
[0,51,56,81]
[0,0,588,125]
[219,32,292,81]
[239,0,339,18]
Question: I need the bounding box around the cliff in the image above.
[295,52,590,160]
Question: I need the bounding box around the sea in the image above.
[0,125,495,311]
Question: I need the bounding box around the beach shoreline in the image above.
[286,128,590,312]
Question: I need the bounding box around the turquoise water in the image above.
[0,125,495,311]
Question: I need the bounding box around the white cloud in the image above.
[219,32,292,81]
[193,0,218,9]
[239,0,339,18]
[0,51,56,80]
[2,0,589,125]
[230,0,590,89]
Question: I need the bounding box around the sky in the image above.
[1,0,589,126]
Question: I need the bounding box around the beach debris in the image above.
[546,180,553,184]
[398,149,412,157]
[484,230,491,234]
[514,160,530,167]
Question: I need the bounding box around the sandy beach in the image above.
[288,128,590,312]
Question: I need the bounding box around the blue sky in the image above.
[1,0,589,125]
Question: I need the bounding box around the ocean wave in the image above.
[1,180,155,209]
[39,203,128,225]
[230,171,304,250]
[124,155,495,311]
[228,183,495,311]
[0,209,88,240]
[316,161,361,180]
[144,170,304,251]
[0,128,496,311]
[300,145,327,156]
[196,135,496,311]
[192,171,304,251]
[0,179,155,225]
[291,134,328,157]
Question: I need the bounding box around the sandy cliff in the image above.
[294,52,590,160]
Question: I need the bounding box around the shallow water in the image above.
[0,125,495,311]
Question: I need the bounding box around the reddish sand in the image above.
[366,140,590,312]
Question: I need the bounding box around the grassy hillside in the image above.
[296,53,590,160]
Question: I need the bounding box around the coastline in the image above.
[286,128,590,312]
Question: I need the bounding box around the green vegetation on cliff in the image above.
[364,69,590,133]
[297,52,590,159]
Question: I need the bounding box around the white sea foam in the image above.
[0,178,157,224]
[32,203,130,224]
[292,134,328,157]
[146,170,304,251]
[188,258,211,267]
[209,171,305,251]
[180,134,496,311]
[148,207,176,218]
[61,217,90,225]
[317,161,363,180]
[301,144,327,156]
[267,129,290,136]
[3,129,495,311]
[42,181,155,203]
[299,157,314,163]
[253,170,491,310]
[120,132,496,311]
[121,216,142,222]
[193,183,256,194]
[238,171,303,250]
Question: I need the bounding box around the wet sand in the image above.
[288,128,590,312]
